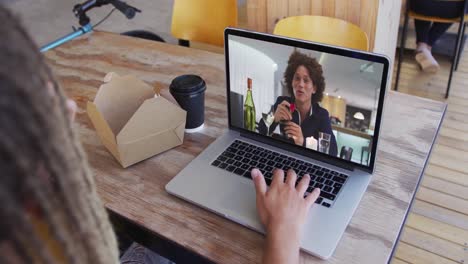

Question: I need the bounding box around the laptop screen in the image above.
[225,29,389,170]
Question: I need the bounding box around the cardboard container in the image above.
[87,73,186,168]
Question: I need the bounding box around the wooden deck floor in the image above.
[390,43,468,263]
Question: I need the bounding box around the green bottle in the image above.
[244,78,256,131]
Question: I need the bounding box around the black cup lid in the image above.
[169,75,206,95]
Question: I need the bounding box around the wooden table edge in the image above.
[385,101,448,263]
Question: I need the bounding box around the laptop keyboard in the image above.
[211,140,349,208]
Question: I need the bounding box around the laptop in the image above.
[166,28,390,259]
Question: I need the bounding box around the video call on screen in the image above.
[228,35,385,166]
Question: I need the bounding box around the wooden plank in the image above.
[425,164,468,188]
[400,227,466,263]
[449,72,468,83]
[447,103,468,115]
[393,71,448,87]
[429,152,468,175]
[390,86,446,101]
[394,242,459,264]
[426,164,468,187]
[411,199,468,231]
[393,71,447,87]
[390,258,410,264]
[439,127,468,143]
[266,0,289,33]
[288,0,311,16]
[436,135,468,153]
[448,96,468,108]
[433,144,468,163]
[445,110,468,125]
[442,118,468,133]
[247,0,268,32]
[310,0,322,15]
[446,104,468,116]
[391,72,450,112]
[406,213,468,246]
[322,0,335,17]
[334,0,347,20]
[450,89,468,100]
[392,83,444,96]
[394,72,457,93]
[447,71,468,83]
[416,187,468,215]
[332,0,361,26]
[421,175,468,200]
[391,73,448,101]
[348,0,361,26]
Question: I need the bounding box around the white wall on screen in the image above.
[228,39,277,121]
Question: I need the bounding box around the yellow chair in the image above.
[273,16,369,51]
[395,0,468,98]
[171,0,238,47]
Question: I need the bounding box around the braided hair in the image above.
[0,5,119,263]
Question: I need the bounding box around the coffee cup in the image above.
[169,75,206,133]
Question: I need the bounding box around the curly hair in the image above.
[284,50,326,104]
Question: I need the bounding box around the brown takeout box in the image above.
[87,73,186,168]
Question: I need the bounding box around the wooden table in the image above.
[45,31,447,264]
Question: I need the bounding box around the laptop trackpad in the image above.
[220,180,260,228]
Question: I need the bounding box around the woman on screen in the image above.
[259,51,338,157]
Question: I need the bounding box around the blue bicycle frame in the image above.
[40,23,93,52]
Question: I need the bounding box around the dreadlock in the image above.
[0,5,119,263]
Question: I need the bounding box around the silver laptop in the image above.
[166,28,390,259]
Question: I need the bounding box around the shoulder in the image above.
[314,103,330,119]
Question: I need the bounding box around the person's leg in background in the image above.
[411,0,464,72]
[414,19,441,72]
[414,19,430,48]
[428,22,455,47]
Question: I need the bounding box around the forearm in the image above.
[263,225,301,264]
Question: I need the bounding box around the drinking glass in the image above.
[262,104,275,136]
[318,132,331,154]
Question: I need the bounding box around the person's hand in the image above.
[273,100,292,123]
[251,168,320,264]
[284,121,304,146]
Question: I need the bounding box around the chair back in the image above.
[273,16,369,51]
[171,0,238,47]
[408,10,468,23]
